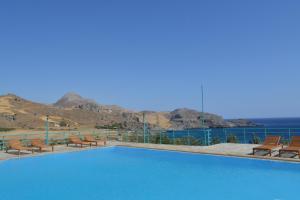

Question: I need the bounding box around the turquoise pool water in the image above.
[0,147,299,200]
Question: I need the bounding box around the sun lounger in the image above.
[279,136,300,158]
[253,136,282,156]
[83,134,106,146]
[6,140,34,155]
[31,139,54,152]
[67,135,92,148]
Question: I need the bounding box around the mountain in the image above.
[54,92,125,113]
[54,92,97,108]
[0,93,134,130]
[169,108,228,129]
[0,93,256,130]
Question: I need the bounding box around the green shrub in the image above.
[227,134,239,143]
[0,127,15,132]
[149,134,161,144]
[59,120,67,127]
[252,134,261,144]
[95,123,122,130]
[160,135,171,144]
[189,137,202,146]
[211,137,221,144]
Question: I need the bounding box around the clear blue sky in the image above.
[0,0,299,118]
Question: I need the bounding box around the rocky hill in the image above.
[0,93,256,130]
[54,93,125,113]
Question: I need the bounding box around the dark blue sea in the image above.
[251,117,300,128]
[168,118,300,144]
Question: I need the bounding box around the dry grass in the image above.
[144,113,171,129]
[0,96,14,114]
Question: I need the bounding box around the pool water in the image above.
[0,147,299,200]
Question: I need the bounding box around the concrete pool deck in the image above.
[0,142,299,162]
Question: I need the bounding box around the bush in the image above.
[174,138,185,145]
[149,134,160,144]
[227,134,239,143]
[0,127,15,132]
[59,120,67,127]
[252,134,261,144]
[148,135,202,146]
[189,137,202,146]
[95,123,122,130]
[148,134,171,144]
[161,135,171,144]
[212,137,221,145]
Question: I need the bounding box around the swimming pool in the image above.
[0,147,299,200]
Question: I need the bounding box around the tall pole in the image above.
[45,115,49,145]
[143,113,146,143]
[201,85,205,128]
[201,85,210,145]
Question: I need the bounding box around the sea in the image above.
[169,118,300,144]
[250,117,300,128]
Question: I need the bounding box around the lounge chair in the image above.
[253,136,282,156]
[279,136,300,158]
[6,140,34,155]
[67,135,92,148]
[83,134,106,146]
[31,139,54,152]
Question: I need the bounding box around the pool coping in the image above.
[115,143,300,164]
[1,142,300,164]
[0,145,113,163]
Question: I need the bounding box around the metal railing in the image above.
[0,130,114,150]
[119,127,300,146]
[120,129,212,146]
[1,127,300,150]
[212,127,300,144]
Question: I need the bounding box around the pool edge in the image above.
[115,143,300,164]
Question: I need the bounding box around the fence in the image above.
[0,130,115,150]
[120,127,300,146]
[210,128,300,144]
[1,127,300,150]
[120,129,212,146]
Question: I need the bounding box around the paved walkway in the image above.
[0,144,108,161]
[114,142,300,162]
[0,142,299,162]
[114,142,258,155]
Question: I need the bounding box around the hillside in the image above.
[0,93,255,130]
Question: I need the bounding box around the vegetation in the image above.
[281,139,289,145]
[211,137,221,144]
[251,134,261,144]
[226,133,239,143]
[160,135,172,144]
[122,132,204,146]
[59,120,67,127]
[0,127,15,132]
[95,123,123,130]
[189,137,204,146]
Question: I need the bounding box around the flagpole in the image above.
[201,85,205,127]
[45,115,49,145]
